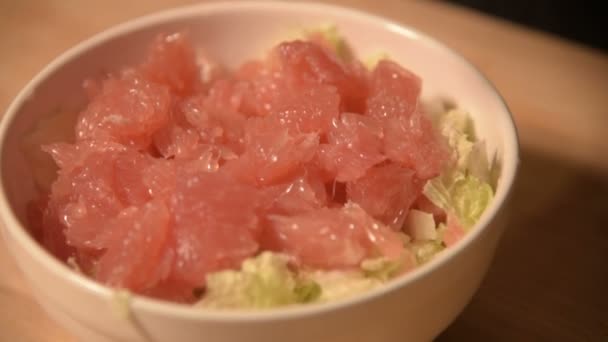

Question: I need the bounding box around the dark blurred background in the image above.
[445,0,607,52]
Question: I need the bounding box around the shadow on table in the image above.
[437,147,608,341]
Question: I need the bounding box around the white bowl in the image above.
[0,2,519,341]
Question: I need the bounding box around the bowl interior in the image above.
[0,1,517,317]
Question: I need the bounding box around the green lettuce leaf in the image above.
[467,140,490,183]
[361,257,403,281]
[410,241,444,264]
[302,270,383,303]
[438,109,475,170]
[423,109,495,229]
[424,174,493,229]
[198,252,320,309]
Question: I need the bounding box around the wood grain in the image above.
[1,1,607,341]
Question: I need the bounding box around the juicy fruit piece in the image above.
[94,200,171,290]
[383,113,448,180]
[268,84,340,135]
[267,203,405,268]
[366,60,448,180]
[262,171,328,215]
[114,151,156,206]
[32,31,474,304]
[154,82,251,159]
[236,39,366,118]
[191,81,248,150]
[139,32,201,96]
[318,113,385,182]
[233,61,280,117]
[347,163,422,229]
[366,60,421,120]
[152,121,200,159]
[270,40,368,112]
[441,215,466,247]
[43,141,131,247]
[228,118,319,186]
[170,169,262,287]
[75,73,171,150]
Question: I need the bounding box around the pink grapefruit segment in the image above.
[32,31,466,303]
[266,203,405,269]
[347,163,423,229]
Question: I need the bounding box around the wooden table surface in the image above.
[1,1,607,341]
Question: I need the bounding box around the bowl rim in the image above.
[0,0,519,322]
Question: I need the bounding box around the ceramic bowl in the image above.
[0,2,518,341]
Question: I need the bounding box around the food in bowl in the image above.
[25,27,496,309]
